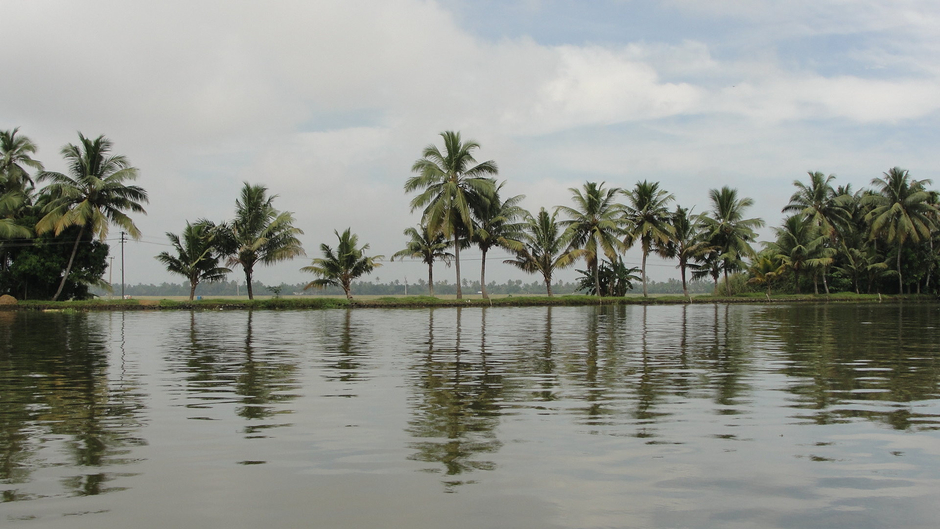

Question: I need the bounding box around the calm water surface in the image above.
[1,304,939,528]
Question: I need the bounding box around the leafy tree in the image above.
[557,181,625,297]
[504,207,582,296]
[864,167,936,293]
[0,127,43,194]
[834,242,890,294]
[622,180,675,297]
[747,253,786,296]
[390,223,453,296]
[155,220,231,300]
[764,215,833,294]
[470,182,525,299]
[220,182,305,300]
[405,131,497,299]
[35,133,148,300]
[302,228,383,300]
[700,186,764,295]
[782,171,850,240]
[575,257,640,297]
[660,206,709,301]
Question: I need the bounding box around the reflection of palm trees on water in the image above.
[406,307,504,491]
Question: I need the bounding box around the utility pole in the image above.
[108,256,115,299]
[121,231,126,299]
[404,276,408,296]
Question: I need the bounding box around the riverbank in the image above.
[1,292,936,311]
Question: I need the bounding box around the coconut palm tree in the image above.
[782,171,850,240]
[1,127,43,194]
[660,206,709,301]
[35,133,148,301]
[747,253,786,297]
[557,181,626,297]
[390,223,453,296]
[302,228,383,300]
[221,182,305,299]
[700,186,764,296]
[504,207,582,296]
[764,215,833,294]
[622,180,675,297]
[155,220,231,300]
[405,131,497,299]
[470,182,525,299]
[864,167,936,293]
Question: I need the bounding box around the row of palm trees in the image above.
[4,126,938,300]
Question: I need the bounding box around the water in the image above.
[1,304,939,528]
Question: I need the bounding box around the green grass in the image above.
[2,292,934,311]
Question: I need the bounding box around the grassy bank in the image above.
[1,292,936,311]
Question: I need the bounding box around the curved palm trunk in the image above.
[427,261,435,296]
[544,275,553,297]
[454,235,463,299]
[679,260,690,301]
[52,225,85,301]
[189,280,197,301]
[480,247,489,299]
[897,241,903,293]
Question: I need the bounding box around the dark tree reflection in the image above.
[406,307,505,491]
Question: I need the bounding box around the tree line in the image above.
[3,127,938,300]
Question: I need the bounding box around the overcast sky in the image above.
[4,0,940,288]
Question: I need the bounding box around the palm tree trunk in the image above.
[680,261,689,301]
[593,255,601,297]
[897,242,903,294]
[545,276,553,297]
[245,267,254,300]
[189,281,197,301]
[641,250,649,298]
[52,225,85,301]
[454,235,462,299]
[822,266,830,295]
[480,247,489,299]
[428,262,434,296]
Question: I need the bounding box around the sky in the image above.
[4,0,940,289]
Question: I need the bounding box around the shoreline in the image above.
[1,293,936,311]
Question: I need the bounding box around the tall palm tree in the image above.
[302,228,383,300]
[864,167,936,293]
[557,181,626,297]
[405,131,497,299]
[504,207,582,296]
[660,206,709,301]
[471,182,525,299]
[155,220,231,300]
[36,133,148,301]
[622,180,675,297]
[782,171,850,240]
[222,182,305,299]
[390,223,453,296]
[0,127,43,194]
[700,186,764,295]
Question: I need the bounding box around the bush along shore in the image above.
[0,293,936,311]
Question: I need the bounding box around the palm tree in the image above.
[390,223,453,296]
[700,186,764,296]
[747,253,786,297]
[782,171,850,240]
[155,220,231,300]
[557,181,626,297]
[302,228,383,300]
[221,182,305,299]
[405,131,497,299]
[764,215,833,294]
[504,207,582,296]
[660,206,709,301]
[622,180,675,297]
[864,167,936,293]
[471,182,525,299]
[0,127,43,194]
[36,133,148,301]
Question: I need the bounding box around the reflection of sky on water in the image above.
[1,305,938,528]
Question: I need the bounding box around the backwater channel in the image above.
[1,303,939,528]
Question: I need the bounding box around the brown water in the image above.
[1,304,939,528]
